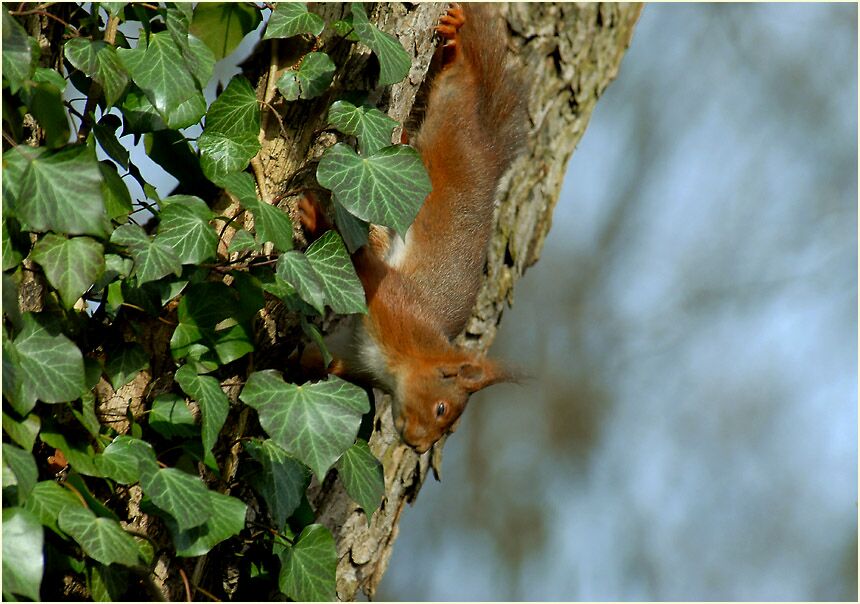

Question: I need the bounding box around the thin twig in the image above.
[192,584,221,602]
[178,567,192,603]
[8,9,78,33]
[258,99,288,138]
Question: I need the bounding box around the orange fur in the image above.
[308,4,527,453]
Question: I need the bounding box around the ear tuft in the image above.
[456,357,518,393]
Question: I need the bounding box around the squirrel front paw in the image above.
[436,4,466,68]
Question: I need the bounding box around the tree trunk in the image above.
[247,3,643,599]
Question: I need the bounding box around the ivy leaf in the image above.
[264,3,324,39]
[165,8,216,89]
[227,228,258,253]
[117,31,206,129]
[190,3,261,61]
[2,217,24,270]
[328,100,398,156]
[166,491,247,557]
[351,3,410,86]
[2,508,43,601]
[30,234,105,308]
[23,480,84,536]
[87,563,128,602]
[278,524,336,602]
[20,76,70,149]
[2,443,38,501]
[305,230,366,314]
[198,76,261,181]
[2,11,39,94]
[217,171,293,252]
[96,435,158,485]
[276,52,335,101]
[156,195,217,264]
[1,411,40,451]
[332,196,369,253]
[111,224,182,285]
[40,427,102,477]
[317,143,431,237]
[99,161,134,222]
[104,343,149,389]
[57,505,144,567]
[240,371,370,480]
[149,393,197,438]
[6,144,109,237]
[336,439,384,520]
[175,364,229,460]
[64,38,129,106]
[93,116,130,168]
[276,251,325,315]
[140,467,212,531]
[13,312,85,404]
[245,439,310,529]
[120,86,167,133]
[2,336,33,415]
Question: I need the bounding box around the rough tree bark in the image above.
[242,2,644,599]
[15,2,641,600]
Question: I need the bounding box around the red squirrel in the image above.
[304,3,527,453]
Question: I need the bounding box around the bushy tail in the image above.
[458,2,528,168]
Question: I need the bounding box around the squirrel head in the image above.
[391,354,513,453]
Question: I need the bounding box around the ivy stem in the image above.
[8,7,79,33]
[178,567,192,602]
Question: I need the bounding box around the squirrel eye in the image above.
[435,401,447,418]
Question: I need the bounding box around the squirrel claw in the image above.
[436,5,466,41]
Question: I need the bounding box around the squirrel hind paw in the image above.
[436,5,466,41]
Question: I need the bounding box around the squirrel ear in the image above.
[456,358,515,393]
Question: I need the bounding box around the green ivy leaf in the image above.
[190,3,261,61]
[117,31,206,129]
[264,3,324,39]
[99,161,133,222]
[111,224,182,285]
[305,230,366,314]
[165,8,216,89]
[336,439,384,520]
[96,435,158,485]
[175,364,229,460]
[328,99,398,156]
[1,411,40,451]
[198,76,261,181]
[21,78,70,149]
[2,217,24,270]
[240,371,370,480]
[13,312,85,404]
[87,562,128,602]
[2,11,39,94]
[170,282,254,365]
[2,443,38,501]
[332,196,369,253]
[276,251,325,315]
[217,171,293,252]
[93,116,130,168]
[140,467,212,531]
[276,52,335,101]
[5,144,109,237]
[40,427,102,477]
[227,228,258,253]
[166,490,247,557]
[2,508,44,601]
[351,3,410,86]
[23,480,84,536]
[317,143,431,237]
[149,393,197,438]
[30,234,104,308]
[120,86,167,133]
[156,195,218,264]
[278,524,336,602]
[64,38,129,106]
[245,439,310,529]
[2,336,32,415]
[104,343,149,389]
[57,505,144,567]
